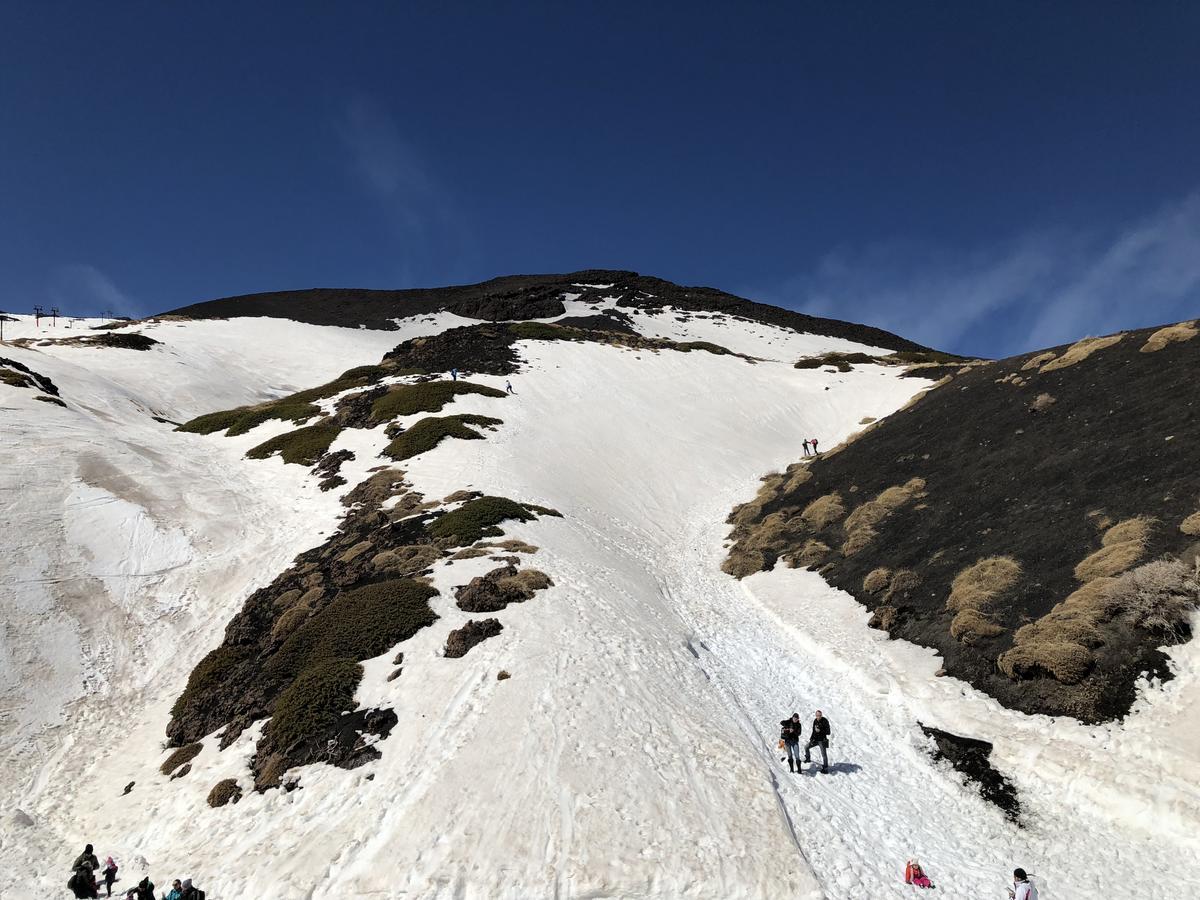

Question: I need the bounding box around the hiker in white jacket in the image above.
[1008,868,1038,900]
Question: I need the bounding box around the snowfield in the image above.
[1,312,1198,898]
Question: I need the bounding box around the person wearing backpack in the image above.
[778,712,803,773]
[1008,868,1038,900]
[179,878,205,900]
[135,876,156,900]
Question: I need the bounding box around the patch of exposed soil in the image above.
[920,725,1020,822]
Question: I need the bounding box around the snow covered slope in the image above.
[1,307,1197,899]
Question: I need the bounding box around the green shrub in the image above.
[176,408,246,434]
[267,658,363,751]
[381,414,502,461]
[246,423,340,466]
[428,495,542,544]
[171,645,253,718]
[370,380,505,423]
[177,399,322,436]
[337,364,390,382]
[226,400,323,436]
[265,578,439,684]
[160,741,203,775]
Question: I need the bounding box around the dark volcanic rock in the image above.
[921,725,1020,822]
[160,269,927,352]
[444,618,503,658]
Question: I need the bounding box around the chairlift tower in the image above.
[33,304,44,327]
[50,306,60,326]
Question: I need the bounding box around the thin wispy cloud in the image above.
[755,191,1200,357]
[337,96,470,286]
[48,264,137,317]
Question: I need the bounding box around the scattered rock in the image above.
[445,619,504,658]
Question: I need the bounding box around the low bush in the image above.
[207,778,242,808]
[947,557,1022,612]
[1140,321,1197,353]
[160,742,203,775]
[380,414,502,461]
[178,399,322,436]
[1075,517,1152,582]
[998,640,1093,684]
[1111,557,1200,637]
[369,380,505,423]
[863,568,892,594]
[790,540,830,569]
[722,546,766,578]
[950,609,1005,644]
[268,658,363,752]
[265,579,439,685]
[1181,511,1200,536]
[1040,334,1124,372]
[427,496,545,544]
[246,423,341,466]
[800,493,845,530]
[171,645,253,719]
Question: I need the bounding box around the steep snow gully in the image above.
[1,310,1198,898]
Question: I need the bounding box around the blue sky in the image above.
[2,2,1197,357]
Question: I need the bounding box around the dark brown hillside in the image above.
[725,321,1200,722]
[160,269,929,353]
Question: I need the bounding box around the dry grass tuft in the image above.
[841,479,925,556]
[885,569,922,601]
[1111,557,1200,637]
[1029,393,1056,412]
[722,547,766,579]
[1140,321,1198,353]
[1179,511,1200,536]
[1021,351,1058,371]
[863,568,892,594]
[998,640,1093,684]
[801,493,845,530]
[950,609,1005,644]
[1075,517,1153,581]
[789,540,831,569]
[1039,334,1124,372]
[947,557,1022,612]
[840,525,877,557]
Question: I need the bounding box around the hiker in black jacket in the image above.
[779,713,803,773]
[804,710,831,773]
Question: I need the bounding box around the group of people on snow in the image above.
[68,845,204,900]
[778,710,831,773]
[801,437,820,456]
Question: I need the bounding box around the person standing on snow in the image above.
[102,856,119,896]
[779,713,803,772]
[450,368,458,381]
[163,880,183,900]
[804,710,831,773]
[802,439,811,457]
[505,380,514,394]
[810,437,820,454]
[1008,868,1038,900]
[179,878,205,900]
[73,844,100,875]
